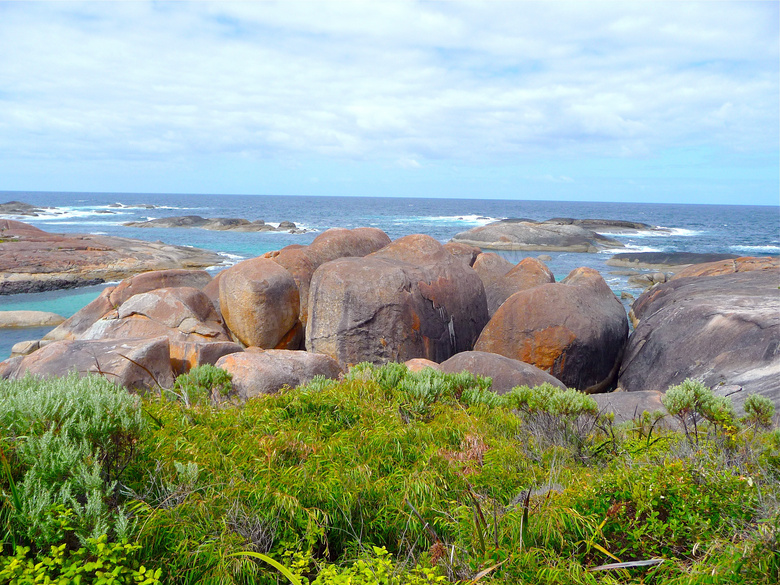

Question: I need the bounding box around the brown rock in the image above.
[80,287,231,374]
[109,268,212,307]
[472,253,514,288]
[215,349,342,398]
[404,358,444,373]
[306,234,489,367]
[5,336,174,391]
[44,287,116,341]
[0,220,224,294]
[0,310,65,328]
[475,267,628,393]
[593,391,666,424]
[219,258,300,349]
[484,257,555,316]
[443,242,481,267]
[671,256,779,279]
[440,351,566,394]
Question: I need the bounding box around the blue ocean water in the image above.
[1,191,778,359]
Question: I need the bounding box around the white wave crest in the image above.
[730,244,780,254]
[598,244,663,254]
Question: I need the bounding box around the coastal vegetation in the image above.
[0,367,777,584]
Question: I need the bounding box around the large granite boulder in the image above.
[451,219,622,252]
[219,258,300,349]
[267,227,391,326]
[443,242,481,267]
[45,269,216,342]
[619,268,780,409]
[472,253,514,287]
[215,349,342,399]
[1,337,174,391]
[440,351,566,394]
[0,220,223,294]
[607,252,741,270]
[306,234,489,367]
[592,391,667,424]
[79,287,231,374]
[484,257,555,316]
[475,267,628,393]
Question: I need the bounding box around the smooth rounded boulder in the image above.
[475,267,628,393]
[440,351,566,394]
[267,227,391,326]
[219,258,300,349]
[484,257,555,316]
[1,336,174,391]
[619,268,780,410]
[215,349,342,399]
[306,234,489,367]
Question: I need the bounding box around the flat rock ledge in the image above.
[451,219,625,252]
[0,219,225,294]
[0,310,65,328]
[607,252,742,270]
[124,215,307,233]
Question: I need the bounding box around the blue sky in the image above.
[1,1,778,205]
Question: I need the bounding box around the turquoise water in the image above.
[1,191,778,360]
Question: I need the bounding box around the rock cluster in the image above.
[2,219,776,417]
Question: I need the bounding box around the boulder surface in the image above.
[440,351,566,394]
[475,267,628,392]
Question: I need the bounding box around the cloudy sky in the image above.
[1,1,778,205]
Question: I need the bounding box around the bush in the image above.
[169,364,234,406]
[662,379,737,448]
[0,373,145,548]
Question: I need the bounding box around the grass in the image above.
[0,366,778,584]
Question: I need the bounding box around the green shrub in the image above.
[169,364,234,406]
[662,379,737,447]
[0,534,161,584]
[0,373,145,548]
[743,394,775,430]
[502,383,602,458]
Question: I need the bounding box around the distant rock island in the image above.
[124,215,308,233]
[607,252,742,269]
[448,218,661,252]
[0,219,225,294]
[0,201,53,216]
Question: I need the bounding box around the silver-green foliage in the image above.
[0,373,145,547]
[662,378,737,447]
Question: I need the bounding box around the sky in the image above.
[0,1,778,205]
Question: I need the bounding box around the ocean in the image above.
[1,191,778,360]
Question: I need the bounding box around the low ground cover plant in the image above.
[0,366,777,584]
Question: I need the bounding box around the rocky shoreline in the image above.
[0,219,225,295]
[1,219,776,418]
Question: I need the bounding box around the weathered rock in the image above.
[593,391,667,424]
[80,287,231,374]
[108,269,212,307]
[44,269,215,342]
[10,339,54,358]
[472,253,515,288]
[404,358,443,373]
[266,227,391,326]
[440,351,566,394]
[2,337,174,391]
[178,341,244,371]
[671,256,779,279]
[443,242,481,267]
[475,267,628,393]
[451,220,623,252]
[0,219,224,294]
[215,349,342,399]
[619,268,780,409]
[201,269,224,312]
[484,257,555,316]
[607,252,740,270]
[307,234,489,367]
[219,258,300,349]
[0,310,65,328]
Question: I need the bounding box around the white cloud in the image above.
[0,0,776,169]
